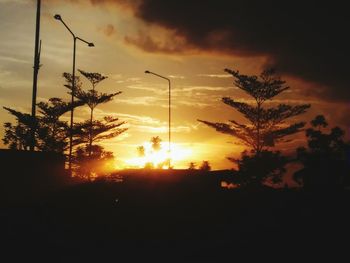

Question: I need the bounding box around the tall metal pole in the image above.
[145,71,172,168]
[30,0,41,151]
[54,14,94,171]
[168,79,171,168]
[68,38,77,171]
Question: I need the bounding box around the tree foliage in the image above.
[63,71,127,177]
[294,115,350,189]
[36,98,84,153]
[199,69,310,154]
[76,69,122,156]
[137,145,146,157]
[199,161,211,171]
[3,107,37,151]
[63,72,83,93]
[78,70,108,88]
[3,71,127,180]
[188,162,197,170]
[3,73,85,152]
[233,150,288,187]
[73,116,127,147]
[151,136,162,152]
[73,144,115,180]
[198,68,310,187]
[3,89,84,153]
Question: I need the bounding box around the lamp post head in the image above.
[88,42,95,47]
[54,14,62,20]
[145,70,150,74]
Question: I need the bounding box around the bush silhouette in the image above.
[294,115,350,190]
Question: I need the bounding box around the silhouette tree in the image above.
[2,108,34,150]
[2,72,88,153]
[198,68,310,186]
[73,70,122,156]
[311,115,328,130]
[137,145,146,157]
[63,72,83,92]
[199,161,211,171]
[3,98,85,153]
[72,117,126,178]
[72,116,127,149]
[78,70,108,88]
[36,98,84,153]
[233,150,287,187]
[199,69,310,155]
[62,71,127,177]
[294,115,350,190]
[2,71,126,179]
[188,162,197,170]
[151,136,162,152]
[73,144,114,180]
[3,122,25,150]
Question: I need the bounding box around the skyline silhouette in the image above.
[0,1,349,171]
[1,1,350,261]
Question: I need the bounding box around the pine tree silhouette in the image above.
[199,68,310,155]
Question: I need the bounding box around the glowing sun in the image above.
[125,142,192,169]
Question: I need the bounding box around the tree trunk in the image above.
[88,83,96,157]
[89,107,93,156]
[256,101,262,156]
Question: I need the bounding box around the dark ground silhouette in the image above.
[1,170,350,262]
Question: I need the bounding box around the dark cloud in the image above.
[124,0,349,102]
[54,0,349,101]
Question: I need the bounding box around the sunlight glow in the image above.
[124,142,193,169]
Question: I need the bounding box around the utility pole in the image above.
[145,70,172,168]
[54,14,95,170]
[30,0,41,151]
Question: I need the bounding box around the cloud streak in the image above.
[90,109,194,135]
[198,74,231,79]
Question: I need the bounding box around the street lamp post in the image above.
[145,70,172,168]
[54,14,94,171]
[30,0,41,151]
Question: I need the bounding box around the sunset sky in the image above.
[0,0,349,170]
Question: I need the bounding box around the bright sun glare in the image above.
[125,142,192,169]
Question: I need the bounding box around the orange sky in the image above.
[0,0,349,170]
